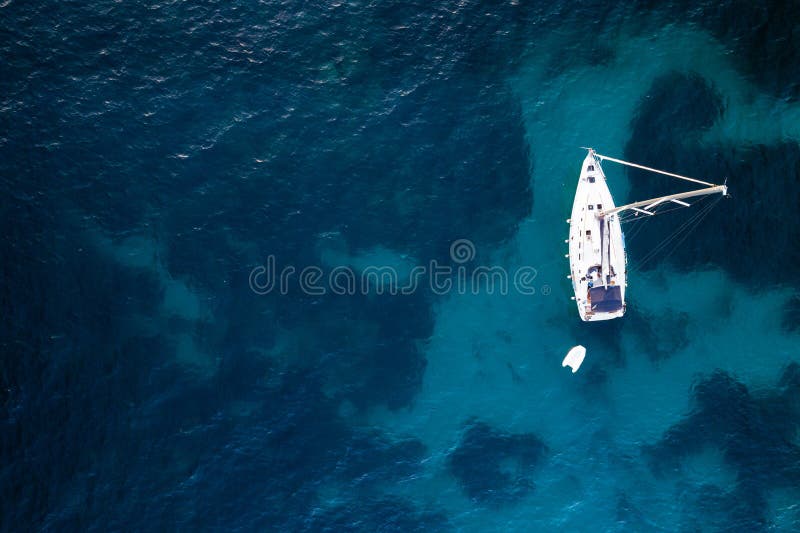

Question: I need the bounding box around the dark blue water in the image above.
[2,1,800,531]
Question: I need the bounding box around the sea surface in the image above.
[2,1,800,531]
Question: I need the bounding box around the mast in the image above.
[603,216,611,286]
[599,185,727,218]
[599,214,607,287]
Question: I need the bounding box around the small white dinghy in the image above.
[562,345,586,373]
[567,149,727,322]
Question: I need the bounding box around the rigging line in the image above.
[626,196,707,220]
[621,194,713,226]
[621,208,666,225]
[617,194,707,223]
[594,153,716,187]
[621,194,713,250]
[621,211,650,238]
[634,200,717,270]
[623,215,651,243]
[632,198,719,272]
[637,195,715,250]
[658,196,722,266]
[622,202,672,242]
[632,199,715,271]
[636,199,717,273]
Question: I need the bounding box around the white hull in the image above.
[568,151,627,321]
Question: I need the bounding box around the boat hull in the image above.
[568,151,627,321]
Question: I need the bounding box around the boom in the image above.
[599,185,727,217]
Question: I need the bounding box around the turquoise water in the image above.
[3,1,800,531]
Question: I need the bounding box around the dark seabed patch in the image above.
[644,364,800,529]
[634,0,800,101]
[781,294,800,334]
[273,290,434,411]
[306,497,451,532]
[616,491,652,530]
[565,318,626,368]
[625,305,690,363]
[3,0,800,530]
[678,481,769,532]
[563,301,691,369]
[1,0,542,524]
[0,197,436,528]
[448,420,547,505]
[624,71,800,288]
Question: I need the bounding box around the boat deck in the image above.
[568,151,627,321]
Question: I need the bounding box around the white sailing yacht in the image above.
[567,149,727,322]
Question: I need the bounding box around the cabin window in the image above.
[588,165,594,171]
[586,230,591,236]
[588,176,595,183]
[588,204,594,210]
[597,204,602,209]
